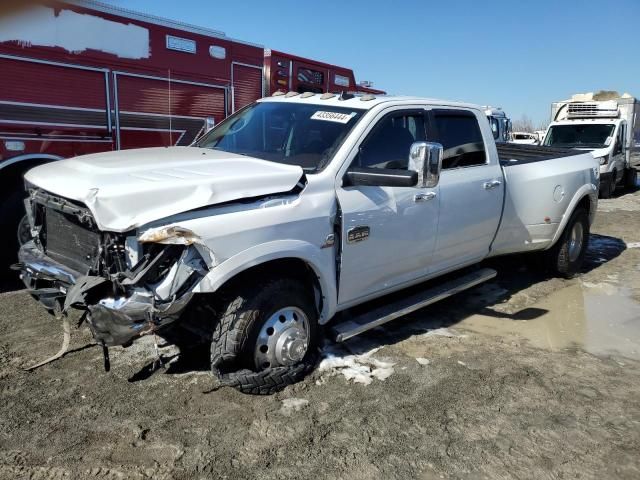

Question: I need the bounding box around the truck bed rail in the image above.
[498,144,586,166]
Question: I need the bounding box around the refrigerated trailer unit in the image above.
[0,0,383,262]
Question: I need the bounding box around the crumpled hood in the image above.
[25,147,304,232]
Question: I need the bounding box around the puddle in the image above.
[456,282,640,360]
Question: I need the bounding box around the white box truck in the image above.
[544,92,639,198]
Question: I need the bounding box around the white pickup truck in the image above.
[16,94,599,393]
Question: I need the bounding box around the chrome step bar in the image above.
[332,268,497,342]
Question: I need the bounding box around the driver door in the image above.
[336,109,440,305]
[613,122,627,183]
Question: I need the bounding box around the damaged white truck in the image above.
[15,93,599,394]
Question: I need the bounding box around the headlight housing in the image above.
[596,156,608,165]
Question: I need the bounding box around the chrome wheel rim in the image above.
[568,222,584,262]
[254,307,310,369]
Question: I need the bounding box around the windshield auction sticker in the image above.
[310,111,357,124]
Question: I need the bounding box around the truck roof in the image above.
[65,0,263,48]
[259,93,481,112]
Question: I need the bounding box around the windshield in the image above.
[514,133,536,140]
[488,116,500,140]
[196,102,365,171]
[544,124,615,148]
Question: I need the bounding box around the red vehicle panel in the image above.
[0,0,384,264]
[265,49,357,94]
[115,73,227,148]
[0,2,383,164]
[232,62,264,113]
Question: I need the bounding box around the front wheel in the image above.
[624,168,638,190]
[599,175,615,199]
[544,208,590,278]
[210,278,319,395]
[0,188,27,267]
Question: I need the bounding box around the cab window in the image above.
[429,110,487,169]
[615,124,626,154]
[355,112,426,170]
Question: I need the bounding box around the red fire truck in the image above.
[0,0,383,265]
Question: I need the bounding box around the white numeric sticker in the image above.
[310,111,356,124]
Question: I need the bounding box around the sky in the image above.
[110,0,640,126]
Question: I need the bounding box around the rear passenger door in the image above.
[427,109,504,273]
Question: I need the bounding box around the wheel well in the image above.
[0,157,60,195]
[576,195,591,215]
[216,258,324,315]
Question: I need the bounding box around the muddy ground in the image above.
[1,187,640,480]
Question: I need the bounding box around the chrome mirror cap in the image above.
[409,141,443,188]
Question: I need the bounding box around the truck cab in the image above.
[484,106,512,143]
[545,94,639,197]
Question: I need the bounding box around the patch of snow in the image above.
[280,398,309,416]
[318,344,395,386]
[416,358,430,366]
[457,360,467,366]
[627,242,640,249]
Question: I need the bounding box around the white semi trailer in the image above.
[545,92,639,198]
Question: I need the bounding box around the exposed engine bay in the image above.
[16,188,210,352]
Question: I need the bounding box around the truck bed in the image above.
[497,144,585,166]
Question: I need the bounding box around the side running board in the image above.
[332,268,497,342]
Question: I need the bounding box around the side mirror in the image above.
[204,117,216,133]
[409,141,443,188]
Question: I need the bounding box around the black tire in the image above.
[544,208,589,279]
[624,168,638,190]
[0,188,27,269]
[599,175,615,199]
[210,278,319,395]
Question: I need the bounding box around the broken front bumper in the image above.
[16,241,204,347]
[17,241,80,310]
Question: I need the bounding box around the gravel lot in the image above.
[1,187,640,480]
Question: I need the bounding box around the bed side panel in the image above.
[490,153,598,256]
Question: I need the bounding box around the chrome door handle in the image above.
[414,192,436,202]
[483,180,502,190]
